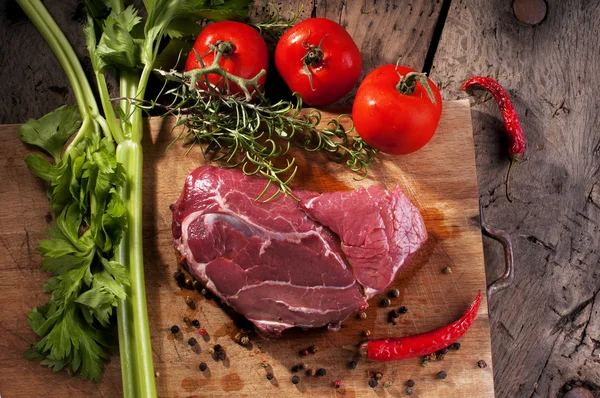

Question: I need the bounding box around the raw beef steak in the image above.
[172,166,427,337]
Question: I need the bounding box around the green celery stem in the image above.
[115,145,137,398]
[120,140,156,398]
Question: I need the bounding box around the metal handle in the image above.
[480,204,515,300]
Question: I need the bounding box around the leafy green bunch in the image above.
[17,0,252,394]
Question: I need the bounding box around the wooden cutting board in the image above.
[0,100,494,397]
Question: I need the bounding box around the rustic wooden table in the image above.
[1,1,599,397]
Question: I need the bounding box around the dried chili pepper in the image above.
[462,76,525,202]
[361,292,481,361]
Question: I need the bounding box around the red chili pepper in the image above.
[462,76,525,201]
[362,292,481,361]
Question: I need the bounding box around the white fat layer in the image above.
[231,279,357,299]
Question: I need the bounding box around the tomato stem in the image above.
[301,34,328,91]
[186,43,266,101]
[395,69,437,104]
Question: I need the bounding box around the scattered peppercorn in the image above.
[309,345,319,354]
[185,296,196,309]
[363,330,371,337]
[380,298,391,307]
[291,364,302,373]
[398,306,408,314]
[291,375,300,384]
[450,342,461,350]
[198,328,207,336]
[316,368,326,377]
[199,362,207,371]
[170,325,180,334]
[184,279,194,290]
[368,378,378,388]
[389,289,400,298]
[334,380,342,389]
[214,344,222,352]
[266,373,274,380]
[191,319,200,327]
[306,368,317,376]
[407,379,415,387]
[478,360,488,369]
[358,312,367,320]
[348,361,357,369]
[192,280,202,291]
[443,266,452,274]
[437,371,447,379]
[406,387,414,396]
[188,337,197,346]
[173,269,185,286]
[374,372,383,380]
[300,349,310,356]
[183,316,190,324]
[438,347,449,355]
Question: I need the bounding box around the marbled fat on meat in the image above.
[172,166,426,337]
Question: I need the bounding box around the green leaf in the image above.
[96,6,143,69]
[101,258,129,286]
[19,105,82,162]
[28,307,48,332]
[23,347,44,360]
[25,154,57,181]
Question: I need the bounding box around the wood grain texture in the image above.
[0,101,495,397]
[260,0,443,105]
[430,1,600,397]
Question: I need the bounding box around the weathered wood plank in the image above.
[430,0,600,397]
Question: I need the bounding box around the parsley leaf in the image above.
[19,105,81,162]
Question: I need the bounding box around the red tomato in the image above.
[275,18,362,106]
[185,21,268,96]
[352,65,442,155]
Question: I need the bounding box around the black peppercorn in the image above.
[316,368,326,376]
[438,347,449,355]
[389,289,400,298]
[214,344,222,352]
[407,379,415,387]
[478,360,488,369]
[368,378,378,388]
[398,306,408,314]
[191,319,200,327]
[437,371,447,379]
[406,386,414,396]
[380,298,391,307]
[348,361,357,369]
[188,337,197,346]
[173,270,185,286]
[170,325,180,334]
[450,342,461,350]
[199,362,207,371]
[291,364,302,373]
[266,373,274,380]
[291,375,300,384]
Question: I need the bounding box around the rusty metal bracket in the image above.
[480,204,515,300]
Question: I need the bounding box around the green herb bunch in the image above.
[154,46,377,200]
[16,0,252,394]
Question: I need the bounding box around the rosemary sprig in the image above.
[253,4,301,35]
[150,46,377,201]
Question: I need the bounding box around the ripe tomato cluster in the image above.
[185,19,442,155]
